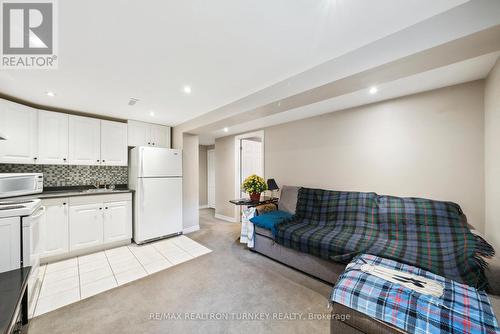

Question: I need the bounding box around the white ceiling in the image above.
[0,0,467,125]
[198,51,499,144]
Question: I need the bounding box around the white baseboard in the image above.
[214,213,237,223]
[199,205,209,209]
[183,225,200,234]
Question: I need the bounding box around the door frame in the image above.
[207,148,215,209]
[234,130,265,222]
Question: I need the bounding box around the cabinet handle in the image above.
[63,202,67,205]
[99,207,102,210]
[97,159,100,162]
[63,158,67,161]
[105,207,108,210]
[148,142,151,145]
[102,160,106,163]
[33,157,38,161]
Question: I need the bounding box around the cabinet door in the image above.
[103,200,131,243]
[101,120,128,166]
[68,115,101,165]
[38,110,69,165]
[0,99,38,164]
[127,120,151,147]
[69,203,103,251]
[0,217,21,272]
[151,125,170,148]
[40,198,69,258]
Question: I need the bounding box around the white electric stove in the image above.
[0,174,45,315]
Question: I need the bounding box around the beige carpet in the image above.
[29,209,332,334]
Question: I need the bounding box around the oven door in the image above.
[22,205,45,311]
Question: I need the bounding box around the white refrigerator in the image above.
[129,147,183,244]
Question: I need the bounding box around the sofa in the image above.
[253,185,500,291]
[251,185,500,333]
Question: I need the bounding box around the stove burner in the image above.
[0,200,34,205]
[0,205,25,210]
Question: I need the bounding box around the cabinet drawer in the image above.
[69,193,132,205]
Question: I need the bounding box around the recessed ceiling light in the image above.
[223,127,229,133]
[46,91,56,97]
[369,86,378,95]
[149,111,155,117]
[183,86,192,94]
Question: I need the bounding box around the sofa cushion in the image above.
[277,185,299,214]
[250,210,293,235]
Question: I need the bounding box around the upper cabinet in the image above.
[0,99,38,164]
[128,120,170,148]
[68,115,101,165]
[0,98,129,166]
[101,120,128,166]
[38,110,69,165]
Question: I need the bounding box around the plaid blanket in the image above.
[275,188,494,289]
[330,254,500,334]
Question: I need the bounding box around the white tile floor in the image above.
[31,235,211,317]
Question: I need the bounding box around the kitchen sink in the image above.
[82,188,112,193]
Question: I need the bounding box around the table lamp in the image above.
[267,179,279,198]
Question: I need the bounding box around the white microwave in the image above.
[0,173,44,198]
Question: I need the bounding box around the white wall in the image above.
[485,59,500,250]
[215,81,486,231]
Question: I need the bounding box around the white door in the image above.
[40,198,69,258]
[0,217,21,272]
[69,202,103,251]
[151,125,170,148]
[101,120,128,166]
[0,100,38,164]
[68,115,101,165]
[207,149,216,208]
[127,120,151,147]
[140,147,182,177]
[135,177,182,243]
[240,139,263,197]
[103,200,132,243]
[38,110,69,165]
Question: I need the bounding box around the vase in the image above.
[250,192,261,201]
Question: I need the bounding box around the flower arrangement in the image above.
[242,174,267,201]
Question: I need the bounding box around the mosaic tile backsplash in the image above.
[0,164,128,187]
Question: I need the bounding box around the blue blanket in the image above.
[250,210,292,235]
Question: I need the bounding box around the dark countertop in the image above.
[0,267,31,334]
[7,185,133,201]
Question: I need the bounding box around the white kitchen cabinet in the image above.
[127,120,151,147]
[101,120,128,166]
[103,200,132,243]
[40,198,69,258]
[69,202,104,251]
[0,217,21,272]
[0,99,38,164]
[151,124,170,148]
[127,120,170,148]
[68,115,101,165]
[38,110,69,165]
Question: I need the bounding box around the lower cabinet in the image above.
[103,201,132,243]
[40,198,69,258]
[40,193,132,261]
[69,203,104,251]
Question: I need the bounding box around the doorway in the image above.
[207,149,216,209]
[234,130,265,222]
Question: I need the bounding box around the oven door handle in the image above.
[29,206,46,219]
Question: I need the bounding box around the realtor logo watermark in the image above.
[1,0,58,69]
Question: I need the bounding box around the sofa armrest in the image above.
[486,255,500,296]
[255,203,277,216]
